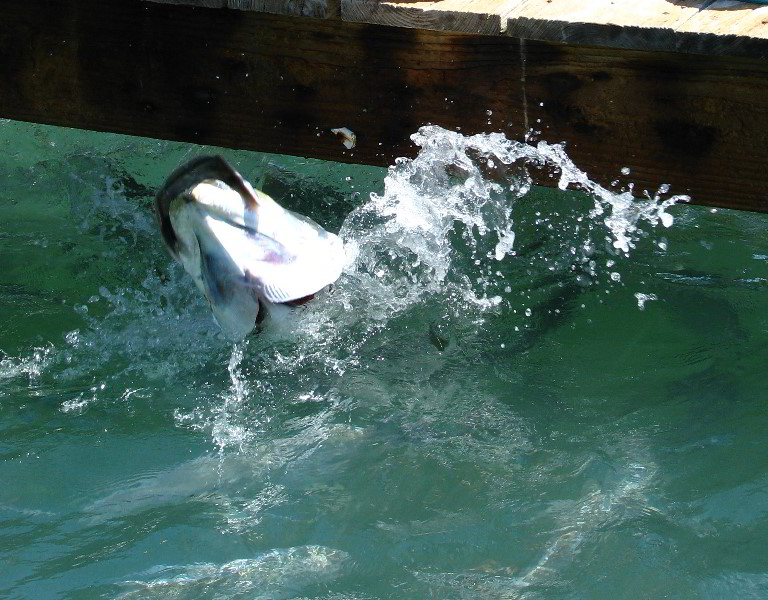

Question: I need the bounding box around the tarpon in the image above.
[155,156,345,339]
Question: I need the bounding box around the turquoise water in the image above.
[2,118,768,599]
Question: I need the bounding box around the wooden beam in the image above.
[148,0,331,18]
[677,1,768,55]
[342,0,768,57]
[0,0,767,213]
[341,0,510,35]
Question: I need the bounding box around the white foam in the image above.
[0,345,53,381]
[117,546,350,599]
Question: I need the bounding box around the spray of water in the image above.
[332,125,684,336]
[117,546,351,599]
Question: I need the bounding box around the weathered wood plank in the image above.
[146,0,330,18]
[0,0,767,213]
[147,0,768,57]
[341,0,768,57]
[674,2,768,55]
[507,0,708,29]
[0,0,524,167]
[341,0,510,35]
[503,0,706,51]
[685,0,768,39]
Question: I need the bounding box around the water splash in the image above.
[116,546,350,599]
[211,343,254,452]
[634,292,658,311]
[335,125,684,335]
[31,124,687,449]
[0,124,690,469]
[0,345,53,381]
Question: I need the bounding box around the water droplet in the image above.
[634,292,657,311]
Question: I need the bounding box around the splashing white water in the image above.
[336,125,684,330]
[634,292,658,311]
[0,345,53,381]
[117,546,350,599]
[210,343,253,452]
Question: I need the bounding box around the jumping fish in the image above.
[155,156,345,339]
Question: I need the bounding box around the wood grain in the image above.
[676,2,768,54]
[146,0,330,18]
[0,0,767,212]
[145,0,768,57]
[504,0,704,51]
[340,0,768,56]
[522,41,768,212]
[688,0,768,39]
[342,0,510,34]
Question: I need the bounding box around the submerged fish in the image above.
[155,156,345,339]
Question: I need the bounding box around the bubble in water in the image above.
[494,229,516,260]
[634,292,657,311]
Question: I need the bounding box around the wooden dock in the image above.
[1,0,767,212]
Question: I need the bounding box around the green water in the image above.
[2,119,768,599]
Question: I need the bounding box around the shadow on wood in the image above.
[0,0,766,212]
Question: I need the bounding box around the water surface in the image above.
[2,119,768,599]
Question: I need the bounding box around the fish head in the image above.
[155,156,346,338]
